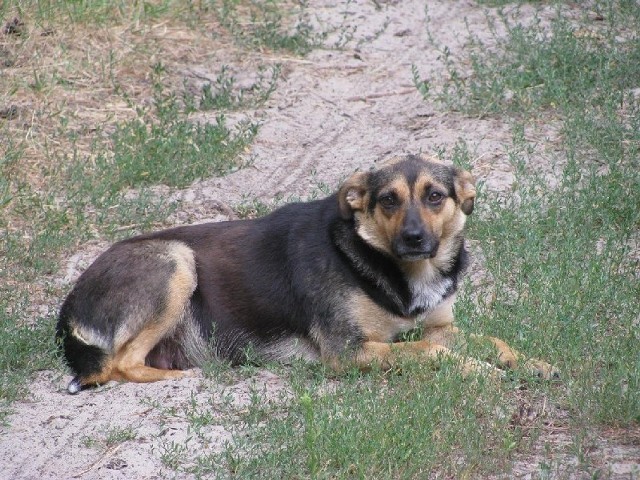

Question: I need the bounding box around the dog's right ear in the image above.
[338,171,369,219]
[454,168,476,216]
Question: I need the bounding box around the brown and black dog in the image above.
[56,154,557,393]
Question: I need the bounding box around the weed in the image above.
[411,63,430,99]
[214,0,325,55]
[80,435,100,449]
[158,439,190,470]
[201,357,239,385]
[105,426,137,446]
[233,176,333,219]
[184,394,217,436]
[194,64,281,112]
[234,194,281,219]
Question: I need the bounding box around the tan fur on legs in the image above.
[423,327,559,379]
[112,329,195,383]
[332,340,501,377]
[469,334,519,369]
[423,325,462,349]
[111,243,197,385]
[468,334,558,378]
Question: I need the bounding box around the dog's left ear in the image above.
[454,168,476,215]
[338,171,369,219]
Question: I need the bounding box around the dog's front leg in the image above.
[468,334,560,379]
[349,340,500,377]
[422,325,559,379]
[422,299,559,379]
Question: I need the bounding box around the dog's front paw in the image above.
[456,355,505,380]
[523,359,560,380]
[185,368,200,378]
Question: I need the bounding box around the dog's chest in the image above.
[406,269,453,316]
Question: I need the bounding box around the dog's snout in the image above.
[393,208,439,260]
[401,209,427,247]
[401,228,425,248]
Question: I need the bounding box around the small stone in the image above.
[0,105,18,120]
[3,18,25,36]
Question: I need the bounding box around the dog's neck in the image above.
[402,234,468,313]
[400,258,457,317]
[331,219,467,318]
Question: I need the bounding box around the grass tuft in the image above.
[194,64,281,112]
[214,0,325,55]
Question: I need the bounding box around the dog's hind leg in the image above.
[69,242,198,390]
[110,244,198,384]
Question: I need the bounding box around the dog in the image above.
[56,154,557,393]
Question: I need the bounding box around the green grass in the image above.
[456,136,639,426]
[105,69,258,189]
[1,0,215,27]
[217,366,510,478]
[150,360,533,478]
[0,299,59,421]
[417,0,640,427]
[421,1,640,122]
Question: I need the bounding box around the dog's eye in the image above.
[378,194,397,209]
[427,191,444,204]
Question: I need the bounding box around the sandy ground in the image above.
[1,1,638,478]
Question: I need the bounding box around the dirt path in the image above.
[170,0,526,218]
[1,1,637,479]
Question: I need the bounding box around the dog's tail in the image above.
[55,306,109,394]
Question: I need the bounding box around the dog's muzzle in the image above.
[393,211,439,261]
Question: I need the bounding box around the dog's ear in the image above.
[454,168,476,215]
[338,171,369,219]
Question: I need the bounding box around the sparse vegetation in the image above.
[214,0,326,55]
[416,0,640,425]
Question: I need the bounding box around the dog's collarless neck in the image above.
[331,219,468,319]
[330,219,415,317]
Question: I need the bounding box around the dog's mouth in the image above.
[392,227,439,262]
[395,248,437,262]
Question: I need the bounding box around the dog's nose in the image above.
[402,229,425,248]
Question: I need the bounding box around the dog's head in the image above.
[338,154,476,262]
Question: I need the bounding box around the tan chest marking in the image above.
[349,293,417,342]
